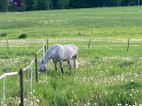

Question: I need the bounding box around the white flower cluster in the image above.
[9,94,40,106]
[0,57,30,66]
[39,18,72,25]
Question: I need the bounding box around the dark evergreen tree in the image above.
[4,0,142,12]
[25,0,37,11]
[37,0,53,10]
[128,0,137,5]
[45,0,53,9]
[70,0,86,8]
[52,0,58,8]
[0,0,8,12]
[121,0,138,6]
[57,0,69,9]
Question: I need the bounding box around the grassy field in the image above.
[0,6,142,39]
[0,6,142,106]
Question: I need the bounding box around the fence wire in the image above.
[0,40,44,48]
[0,72,19,106]
[0,42,46,106]
[78,45,142,48]
[0,39,142,48]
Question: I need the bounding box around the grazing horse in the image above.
[39,44,78,73]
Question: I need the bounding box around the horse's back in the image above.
[48,44,78,60]
[51,44,77,49]
[64,44,78,50]
[63,44,78,57]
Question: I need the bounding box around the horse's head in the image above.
[39,60,47,73]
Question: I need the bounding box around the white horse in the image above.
[39,44,78,73]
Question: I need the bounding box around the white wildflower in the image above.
[88,102,91,105]
[36,99,40,103]
[71,99,74,102]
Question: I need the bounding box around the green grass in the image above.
[0,6,142,106]
[0,41,142,105]
[0,6,142,39]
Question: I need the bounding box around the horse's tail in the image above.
[71,57,78,68]
[75,60,78,68]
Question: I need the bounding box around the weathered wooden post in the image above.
[19,68,24,106]
[44,45,46,55]
[47,39,49,50]
[43,44,46,57]
[88,39,91,49]
[127,38,130,52]
[35,54,38,82]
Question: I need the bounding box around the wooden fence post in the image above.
[19,68,24,106]
[47,39,49,50]
[35,54,38,82]
[44,45,46,53]
[127,38,130,52]
[88,39,91,49]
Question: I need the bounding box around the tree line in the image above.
[0,0,142,12]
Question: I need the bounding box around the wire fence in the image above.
[0,41,46,106]
[47,38,142,52]
[0,38,142,48]
[0,40,44,48]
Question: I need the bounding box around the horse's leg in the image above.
[73,56,77,69]
[67,60,71,69]
[53,59,57,70]
[59,60,64,73]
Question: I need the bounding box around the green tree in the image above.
[0,0,8,12]
[70,0,85,8]
[52,0,58,9]
[121,0,137,6]
[25,0,37,11]
[37,0,53,10]
[57,0,69,9]
[84,0,103,7]
[45,0,53,9]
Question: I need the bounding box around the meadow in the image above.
[0,6,142,106]
[0,6,142,39]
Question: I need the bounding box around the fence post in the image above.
[27,68,30,101]
[47,39,49,50]
[35,54,38,82]
[7,39,9,53]
[44,45,46,55]
[31,66,33,91]
[2,76,6,106]
[88,39,91,49]
[19,68,24,106]
[127,38,130,52]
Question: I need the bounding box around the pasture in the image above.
[0,6,142,105]
[0,6,142,39]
